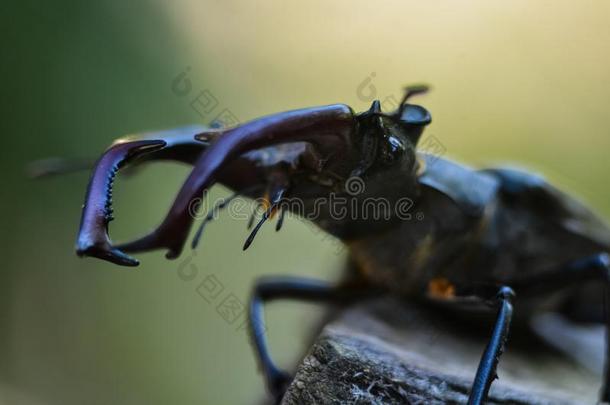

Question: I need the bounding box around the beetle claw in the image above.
[117,229,183,261]
[76,241,140,267]
[75,126,216,266]
[77,104,355,265]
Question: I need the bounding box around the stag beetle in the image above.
[58,86,610,404]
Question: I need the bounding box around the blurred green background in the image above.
[2,1,610,404]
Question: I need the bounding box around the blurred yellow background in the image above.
[2,1,610,404]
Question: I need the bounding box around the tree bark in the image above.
[281,297,599,405]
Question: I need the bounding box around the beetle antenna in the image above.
[275,207,286,231]
[243,204,275,250]
[243,189,286,250]
[192,185,261,249]
[27,157,95,178]
[191,193,237,249]
[397,84,430,117]
[247,204,258,230]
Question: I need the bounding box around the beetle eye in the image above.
[380,135,405,164]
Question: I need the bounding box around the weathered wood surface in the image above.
[281,297,600,405]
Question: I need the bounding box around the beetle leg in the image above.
[453,253,610,403]
[425,281,516,404]
[467,286,515,405]
[248,276,377,403]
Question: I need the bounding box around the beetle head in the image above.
[280,86,432,239]
[352,86,431,178]
[341,85,431,194]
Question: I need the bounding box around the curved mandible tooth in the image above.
[103,164,119,222]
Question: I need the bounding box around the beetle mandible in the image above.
[70,86,610,404]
